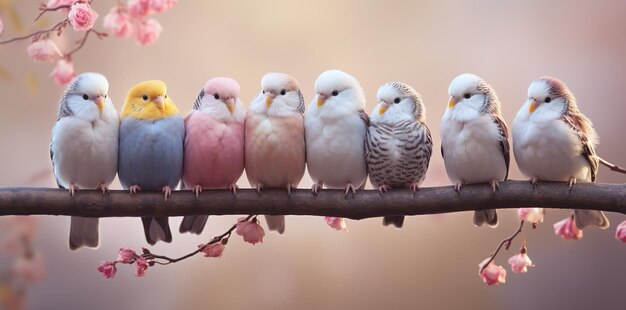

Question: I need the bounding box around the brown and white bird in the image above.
[245,73,306,234]
[366,82,433,228]
[513,76,609,229]
[440,73,510,228]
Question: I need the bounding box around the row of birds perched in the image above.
[49,69,610,250]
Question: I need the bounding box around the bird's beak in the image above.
[448,96,459,108]
[95,96,104,111]
[265,90,276,108]
[317,93,328,108]
[378,101,390,115]
[153,96,165,110]
[224,97,235,112]
[529,98,539,113]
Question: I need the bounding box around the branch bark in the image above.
[0,181,624,218]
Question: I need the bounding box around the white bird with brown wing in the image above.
[367,82,433,228]
[513,76,609,229]
[440,73,510,228]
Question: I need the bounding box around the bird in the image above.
[245,72,306,234]
[305,69,369,197]
[512,76,609,229]
[366,82,433,228]
[50,72,119,250]
[440,73,510,228]
[118,80,185,245]
[179,77,245,235]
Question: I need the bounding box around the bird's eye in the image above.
[214,93,220,100]
[262,90,266,94]
[394,97,401,104]
[103,94,107,99]
[142,95,149,101]
[280,89,286,96]
[331,90,339,96]
[164,94,168,99]
[82,94,89,100]
[545,96,552,103]
[463,93,471,99]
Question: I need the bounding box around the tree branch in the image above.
[0,181,624,218]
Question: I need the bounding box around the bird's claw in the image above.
[162,186,172,202]
[130,185,141,195]
[489,179,499,193]
[96,183,109,196]
[312,183,322,196]
[378,184,390,196]
[454,181,463,194]
[256,184,263,196]
[530,177,539,189]
[228,184,239,196]
[69,183,79,197]
[410,183,420,196]
[344,183,357,198]
[568,177,576,193]
[193,185,202,198]
[286,184,293,197]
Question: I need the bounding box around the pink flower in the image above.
[325,217,348,231]
[518,208,544,224]
[128,0,151,19]
[50,59,75,86]
[46,0,74,12]
[12,251,46,284]
[478,258,506,286]
[0,17,4,36]
[199,242,225,258]
[553,216,583,240]
[27,39,62,63]
[615,221,626,242]
[134,19,162,45]
[103,8,134,38]
[508,252,534,273]
[149,0,177,13]
[97,261,117,279]
[236,218,265,245]
[135,257,149,277]
[117,248,137,263]
[68,3,99,32]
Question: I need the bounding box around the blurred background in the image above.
[1,0,626,309]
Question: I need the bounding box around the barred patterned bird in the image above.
[50,73,119,250]
[440,74,510,228]
[245,73,306,234]
[366,82,433,228]
[513,77,609,229]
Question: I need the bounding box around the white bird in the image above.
[50,72,119,250]
[440,73,510,228]
[367,82,433,228]
[305,69,369,196]
[513,76,609,229]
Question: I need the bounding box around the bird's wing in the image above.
[562,113,598,182]
[359,109,370,127]
[192,89,205,111]
[359,109,370,177]
[296,89,305,114]
[492,114,510,180]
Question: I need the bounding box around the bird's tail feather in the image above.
[474,209,498,228]
[574,210,609,229]
[264,215,285,234]
[383,216,404,228]
[142,216,172,245]
[69,216,99,250]
[179,215,209,235]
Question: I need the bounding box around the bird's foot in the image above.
[378,184,391,196]
[312,182,322,196]
[489,179,499,193]
[129,185,141,195]
[345,183,357,198]
[96,183,109,196]
[410,183,420,196]
[192,185,202,198]
[454,181,463,194]
[228,183,239,196]
[162,186,172,202]
[286,184,295,197]
[69,183,79,197]
[530,177,539,189]
[256,184,263,196]
[568,176,577,193]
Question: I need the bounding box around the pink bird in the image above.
[179,77,246,234]
[245,73,306,234]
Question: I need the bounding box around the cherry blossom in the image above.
[508,251,534,273]
[199,242,226,258]
[478,258,506,286]
[150,0,178,13]
[325,217,348,231]
[26,39,62,62]
[50,59,75,86]
[134,18,162,45]
[236,218,265,245]
[103,8,134,38]
[12,251,46,284]
[0,17,4,36]
[615,220,626,242]
[68,3,99,32]
[135,257,149,277]
[46,0,75,12]
[97,261,117,279]
[117,248,137,263]
[518,208,544,224]
[553,215,583,240]
[128,0,151,19]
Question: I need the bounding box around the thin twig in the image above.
[64,29,107,57]
[479,220,525,274]
[598,157,626,174]
[142,215,256,265]
[35,4,73,22]
[0,20,66,44]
